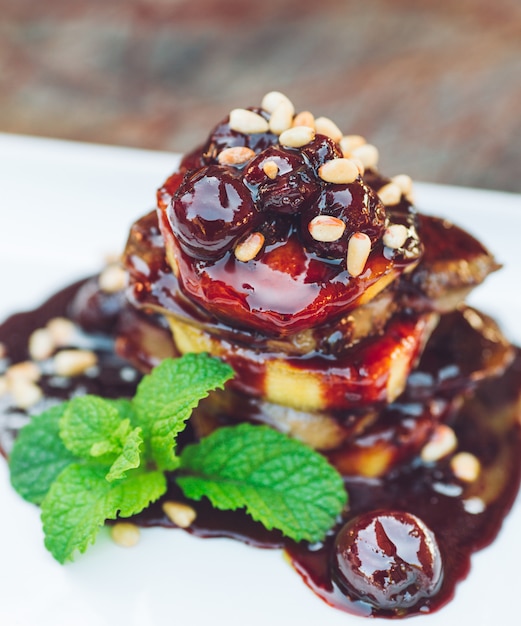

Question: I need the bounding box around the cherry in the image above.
[169,164,260,260]
[332,510,443,612]
[301,181,386,258]
[300,134,343,170]
[244,146,319,215]
[202,109,278,163]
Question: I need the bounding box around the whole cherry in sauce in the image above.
[332,510,443,613]
[244,146,319,215]
[301,180,387,259]
[169,164,261,260]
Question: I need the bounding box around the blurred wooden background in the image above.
[1,0,520,192]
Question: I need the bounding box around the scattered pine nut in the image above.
[234,232,265,262]
[318,158,359,185]
[229,109,269,134]
[350,143,379,168]
[99,264,127,293]
[28,328,55,361]
[6,361,41,384]
[308,215,346,242]
[269,100,294,135]
[46,317,76,347]
[10,379,43,409]
[218,146,255,166]
[378,182,402,206]
[111,522,140,548]
[420,425,457,463]
[279,126,315,148]
[347,232,371,277]
[340,134,366,156]
[314,116,343,143]
[292,111,315,129]
[383,224,409,249]
[463,497,485,515]
[451,452,481,482]
[162,501,197,528]
[261,91,295,115]
[53,349,98,377]
[262,160,279,179]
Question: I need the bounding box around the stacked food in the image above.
[119,91,508,476]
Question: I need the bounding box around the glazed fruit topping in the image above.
[301,180,386,259]
[171,165,261,260]
[158,92,423,334]
[244,145,319,215]
[332,510,443,612]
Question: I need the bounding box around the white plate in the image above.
[0,134,520,626]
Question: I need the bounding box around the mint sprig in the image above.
[178,423,347,543]
[9,353,347,563]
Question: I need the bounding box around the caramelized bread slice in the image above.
[167,312,438,412]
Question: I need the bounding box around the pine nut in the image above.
[378,182,402,206]
[292,111,315,129]
[99,264,127,293]
[420,424,457,463]
[6,361,41,384]
[53,349,98,377]
[383,224,409,249]
[269,100,294,135]
[318,158,359,184]
[262,160,279,179]
[111,522,140,547]
[350,157,365,176]
[10,379,43,409]
[162,501,197,528]
[261,91,295,115]
[392,174,413,196]
[340,134,366,156]
[279,125,315,148]
[229,109,269,134]
[46,317,76,347]
[308,215,346,242]
[234,232,265,262]
[350,143,379,168]
[28,328,55,361]
[314,116,343,143]
[451,452,481,482]
[347,232,371,277]
[218,146,255,165]
[463,497,485,514]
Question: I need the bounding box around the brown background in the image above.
[1,0,520,192]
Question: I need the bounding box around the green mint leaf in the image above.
[105,426,143,482]
[177,423,347,543]
[132,354,233,471]
[105,398,135,422]
[41,464,167,563]
[9,404,79,504]
[60,396,133,462]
